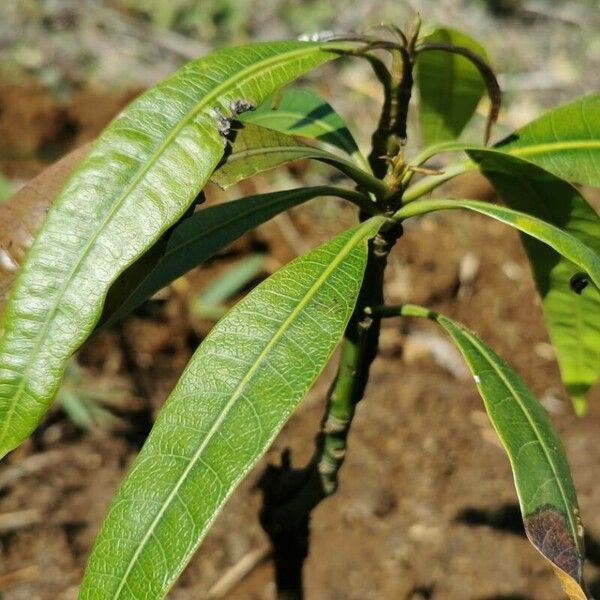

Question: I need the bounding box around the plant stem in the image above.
[259,24,416,598]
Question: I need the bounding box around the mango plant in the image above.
[0,16,599,600]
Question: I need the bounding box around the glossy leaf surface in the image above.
[210,122,385,194]
[238,87,368,168]
[0,145,90,319]
[395,198,600,290]
[0,40,349,458]
[495,95,600,187]
[80,216,386,599]
[416,27,488,144]
[103,186,342,327]
[470,150,600,413]
[400,304,588,600]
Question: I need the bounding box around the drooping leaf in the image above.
[0,144,91,319]
[210,122,385,195]
[102,186,352,327]
[416,27,489,144]
[0,40,358,458]
[238,87,369,169]
[395,198,600,290]
[399,304,589,600]
[80,216,386,599]
[469,149,600,413]
[495,95,600,187]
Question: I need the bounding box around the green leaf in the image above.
[80,216,386,599]
[469,149,600,414]
[0,145,91,321]
[416,27,489,144]
[238,87,369,169]
[495,95,600,187]
[102,186,349,327]
[210,122,386,195]
[403,95,600,199]
[0,40,354,458]
[394,198,600,290]
[399,304,589,600]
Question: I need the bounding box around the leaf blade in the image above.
[416,27,489,144]
[238,87,368,169]
[80,216,386,599]
[468,149,600,412]
[102,186,341,327]
[0,144,91,320]
[0,41,349,457]
[210,122,385,194]
[495,95,600,187]
[395,198,600,290]
[400,304,588,599]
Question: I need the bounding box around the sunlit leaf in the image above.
[102,186,346,327]
[239,87,368,169]
[496,95,600,187]
[395,198,600,291]
[469,150,600,413]
[80,216,386,599]
[0,145,90,320]
[210,122,385,195]
[0,40,357,458]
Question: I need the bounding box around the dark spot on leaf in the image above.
[570,273,589,294]
[229,99,255,116]
[524,505,583,585]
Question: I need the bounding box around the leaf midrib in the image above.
[110,217,383,597]
[416,200,600,288]
[0,44,328,448]
[507,139,600,158]
[168,191,309,254]
[456,323,580,551]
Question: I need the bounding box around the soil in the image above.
[1,84,599,600]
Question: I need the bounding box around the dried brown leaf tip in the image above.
[524,506,590,600]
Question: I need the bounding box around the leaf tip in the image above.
[524,505,588,598]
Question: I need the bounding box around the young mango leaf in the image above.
[416,27,489,144]
[210,122,385,195]
[101,185,363,327]
[398,304,589,600]
[238,87,369,169]
[404,94,600,201]
[395,198,600,290]
[80,216,387,600]
[469,150,600,414]
[495,95,600,187]
[0,144,91,319]
[0,40,357,459]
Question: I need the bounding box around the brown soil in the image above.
[1,85,599,600]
